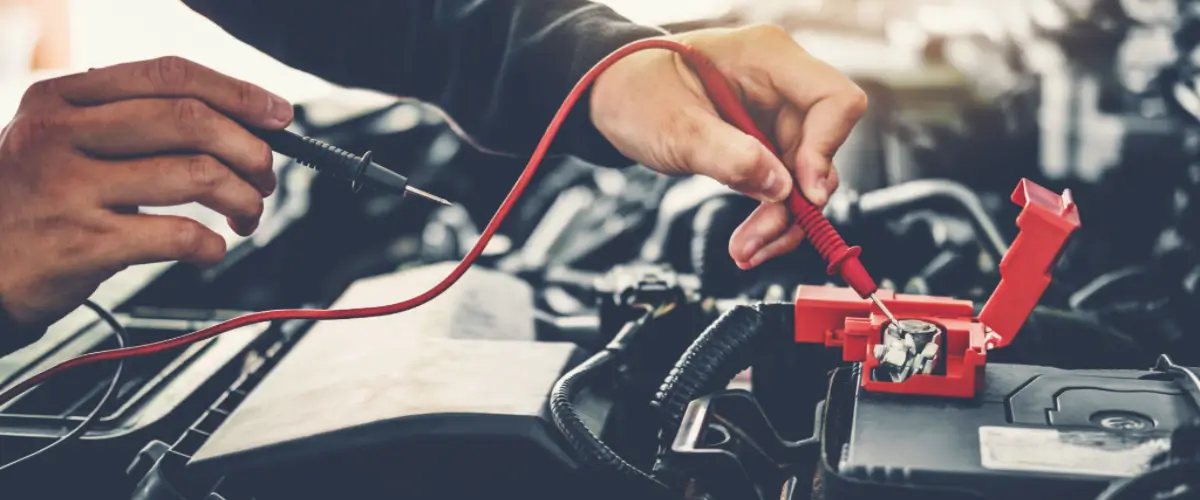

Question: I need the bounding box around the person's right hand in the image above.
[0,56,293,329]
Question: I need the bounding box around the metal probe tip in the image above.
[404,186,453,206]
[868,293,899,325]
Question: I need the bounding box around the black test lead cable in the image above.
[0,300,127,473]
[254,128,452,206]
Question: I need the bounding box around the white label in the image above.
[979,426,1169,478]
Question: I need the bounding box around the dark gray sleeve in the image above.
[182,0,666,167]
[0,298,44,357]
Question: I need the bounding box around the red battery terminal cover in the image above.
[793,179,1081,398]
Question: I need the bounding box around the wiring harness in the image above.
[0,37,858,407]
[0,300,127,473]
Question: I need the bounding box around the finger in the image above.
[744,225,807,269]
[676,110,792,203]
[728,202,795,266]
[761,48,865,206]
[762,38,865,112]
[734,171,841,268]
[95,155,265,236]
[50,56,292,129]
[792,95,863,207]
[104,214,227,267]
[70,98,276,195]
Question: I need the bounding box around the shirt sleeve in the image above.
[181,0,666,167]
[0,299,45,357]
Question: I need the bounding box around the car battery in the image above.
[814,362,1200,500]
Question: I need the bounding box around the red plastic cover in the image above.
[977,179,1080,347]
[791,179,1080,399]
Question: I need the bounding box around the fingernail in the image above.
[229,217,259,237]
[267,94,293,126]
[741,237,763,262]
[762,170,789,202]
[810,177,831,205]
[257,173,278,197]
[747,247,770,268]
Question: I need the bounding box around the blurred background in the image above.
[3,1,1200,499]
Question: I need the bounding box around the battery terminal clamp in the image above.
[793,179,1081,398]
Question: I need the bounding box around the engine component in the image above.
[829,179,1011,264]
[549,309,667,493]
[794,178,1080,398]
[815,361,1200,500]
[664,390,816,500]
[871,319,942,383]
[132,266,589,500]
[650,303,792,488]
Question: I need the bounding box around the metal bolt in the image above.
[1099,415,1149,431]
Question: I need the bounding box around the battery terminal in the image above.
[872,319,943,383]
[793,179,1081,398]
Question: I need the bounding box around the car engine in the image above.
[4,1,1200,500]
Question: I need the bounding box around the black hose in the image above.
[854,179,1009,264]
[690,196,754,296]
[549,312,669,492]
[1095,458,1200,500]
[650,303,792,485]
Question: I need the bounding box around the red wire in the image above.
[1,37,875,406]
[0,39,703,407]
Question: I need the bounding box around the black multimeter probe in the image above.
[254,128,451,205]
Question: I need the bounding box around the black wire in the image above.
[548,308,670,493]
[0,300,127,473]
[1095,459,1200,500]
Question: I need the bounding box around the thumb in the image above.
[675,112,792,203]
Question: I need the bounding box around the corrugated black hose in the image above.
[549,310,671,493]
[650,302,793,487]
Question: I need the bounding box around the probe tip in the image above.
[405,186,453,206]
[869,293,899,325]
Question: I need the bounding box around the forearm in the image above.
[183,0,665,166]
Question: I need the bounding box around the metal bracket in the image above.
[666,390,818,500]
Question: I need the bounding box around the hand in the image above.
[0,56,292,327]
[589,25,867,269]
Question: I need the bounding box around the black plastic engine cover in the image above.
[817,363,1200,500]
[182,265,597,500]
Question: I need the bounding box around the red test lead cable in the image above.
[0,39,892,407]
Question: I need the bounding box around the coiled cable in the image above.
[549,306,671,492]
[649,302,792,486]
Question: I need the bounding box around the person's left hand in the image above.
[589,25,867,270]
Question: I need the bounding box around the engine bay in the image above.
[5,1,1200,499]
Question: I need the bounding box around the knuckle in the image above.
[171,98,212,137]
[246,140,274,175]
[146,56,196,91]
[843,85,869,117]
[3,115,59,155]
[723,139,762,187]
[169,220,208,256]
[247,192,265,218]
[745,23,789,41]
[229,183,265,219]
[234,79,265,113]
[183,155,226,192]
[19,79,57,106]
